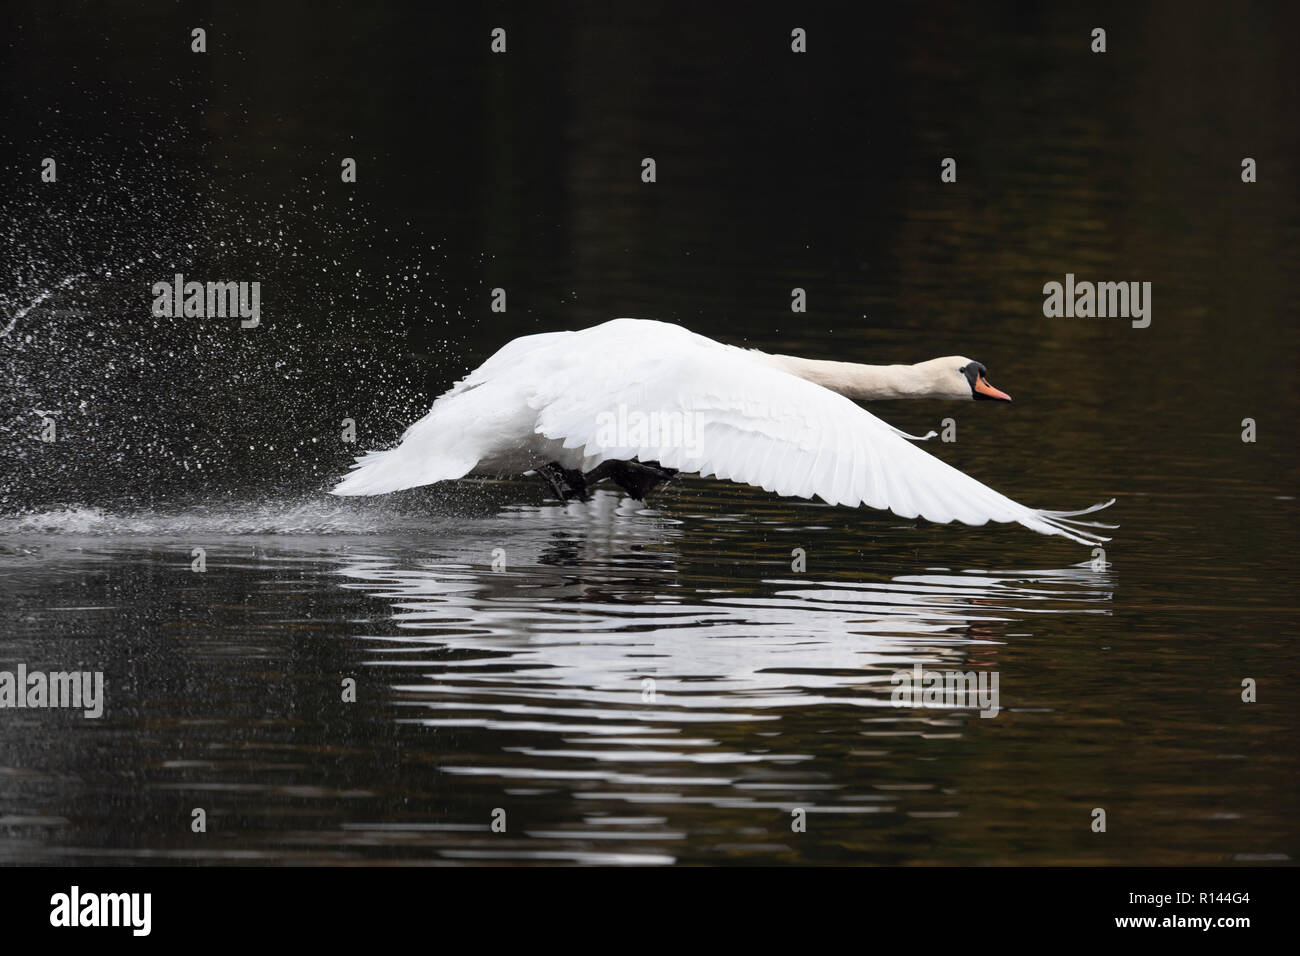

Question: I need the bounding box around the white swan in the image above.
[331,318,1114,545]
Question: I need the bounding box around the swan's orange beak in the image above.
[974,374,1012,402]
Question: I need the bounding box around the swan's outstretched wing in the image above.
[331,318,1114,544]
[529,320,1114,545]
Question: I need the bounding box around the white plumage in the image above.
[331,318,1114,545]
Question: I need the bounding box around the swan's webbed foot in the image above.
[584,459,678,500]
[538,462,590,501]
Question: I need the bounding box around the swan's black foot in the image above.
[538,462,590,501]
[584,460,678,500]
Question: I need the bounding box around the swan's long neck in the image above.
[756,353,945,401]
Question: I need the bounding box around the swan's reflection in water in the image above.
[328,491,1112,862]
[0,490,1117,863]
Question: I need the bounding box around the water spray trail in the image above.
[0,272,85,338]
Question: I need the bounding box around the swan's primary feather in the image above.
[331,318,1115,545]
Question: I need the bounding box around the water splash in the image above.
[0,493,507,536]
[0,273,85,338]
[0,128,481,512]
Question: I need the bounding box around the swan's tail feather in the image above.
[329,446,475,496]
[329,449,402,496]
[1019,498,1117,546]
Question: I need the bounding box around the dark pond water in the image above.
[1,2,1297,864]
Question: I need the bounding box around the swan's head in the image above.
[943,357,1012,402]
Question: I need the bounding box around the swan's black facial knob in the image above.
[961,362,1012,402]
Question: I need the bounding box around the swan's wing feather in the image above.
[528,323,1113,544]
[330,329,581,495]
